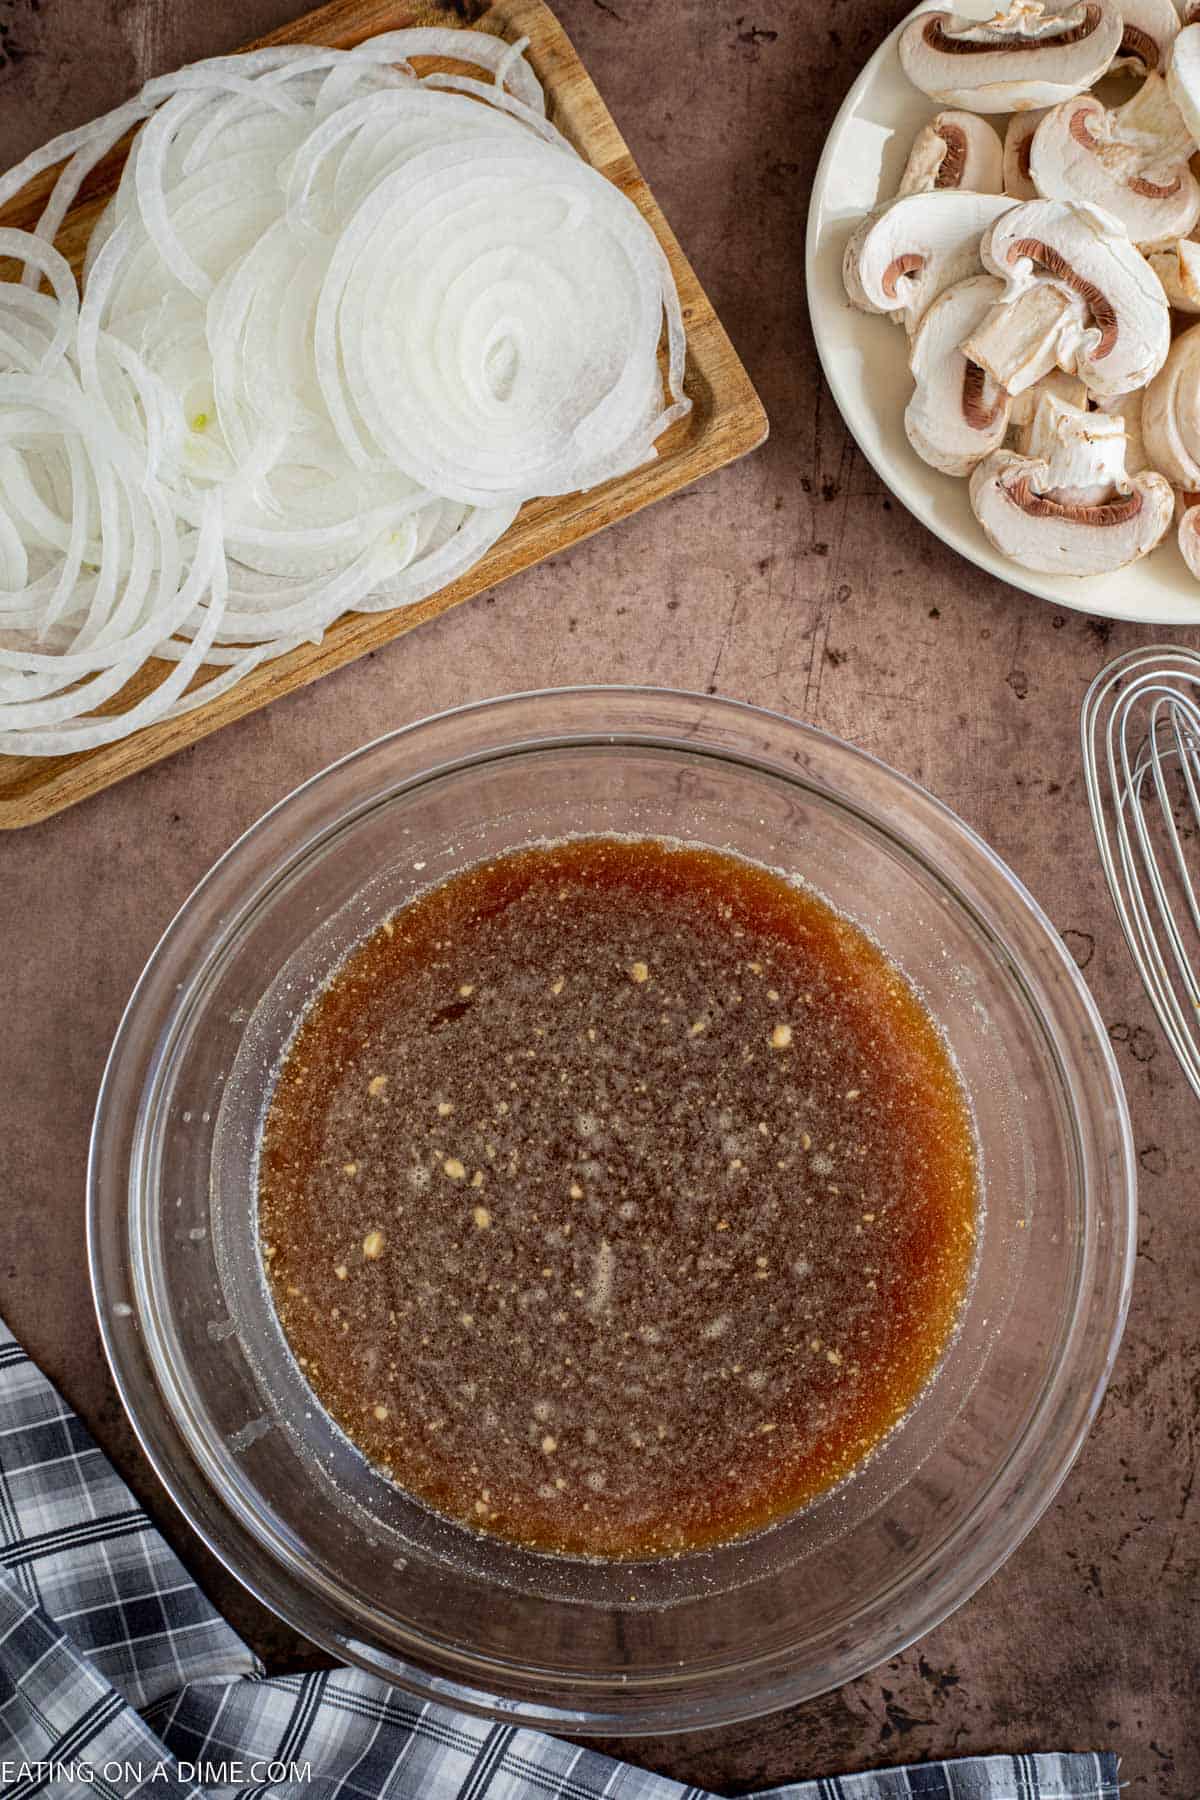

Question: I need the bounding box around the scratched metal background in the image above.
[0,1,1196,1793]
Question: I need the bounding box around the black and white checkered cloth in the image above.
[0,1321,1119,1800]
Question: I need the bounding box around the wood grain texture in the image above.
[0,0,766,828]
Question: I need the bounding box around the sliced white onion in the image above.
[0,27,689,754]
[343,29,546,115]
[0,231,78,366]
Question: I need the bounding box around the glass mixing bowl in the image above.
[88,688,1135,1735]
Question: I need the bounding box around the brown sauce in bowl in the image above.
[258,836,979,1558]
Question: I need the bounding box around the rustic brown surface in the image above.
[0,2,1196,1796]
[0,0,765,829]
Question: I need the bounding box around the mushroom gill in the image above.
[1006,236,1118,356]
[1000,473,1143,524]
[1129,171,1183,199]
[1119,22,1161,65]
[923,4,1102,52]
[935,123,969,187]
[962,361,1006,429]
[1065,106,1182,197]
[881,252,926,298]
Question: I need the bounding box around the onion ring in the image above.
[0,29,689,754]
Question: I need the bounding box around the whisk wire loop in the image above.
[1082,646,1200,1104]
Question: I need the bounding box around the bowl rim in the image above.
[88,684,1137,1735]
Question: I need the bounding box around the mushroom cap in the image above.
[1147,233,1200,308]
[899,112,1005,196]
[843,190,1014,334]
[1110,0,1181,74]
[1028,79,1200,250]
[1167,22,1200,146]
[1004,110,1049,199]
[898,0,1123,112]
[1142,318,1200,485]
[969,444,1173,572]
[980,197,1171,395]
[905,273,1011,475]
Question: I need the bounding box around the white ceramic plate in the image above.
[805,0,1200,626]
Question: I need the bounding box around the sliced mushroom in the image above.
[1028,76,1199,250]
[898,0,1123,113]
[1177,497,1200,578]
[970,390,1173,572]
[1173,485,1200,524]
[1166,22,1200,147]
[1004,110,1049,199]
[1142,319,1200,484]
[1147,233,1200,308]
[899,112,1005,196]
[1006,367,1090,446]
[1110,0,1181,73]
[843,191,1014,335]
[905,274,1011,474]
[980,198,1171,396]
[962,281,1087,393]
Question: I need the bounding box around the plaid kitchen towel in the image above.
[0,1320,1119,1800]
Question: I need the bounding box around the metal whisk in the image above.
[1082,644,1200,1103]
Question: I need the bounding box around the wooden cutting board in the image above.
[0,0,767,828]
